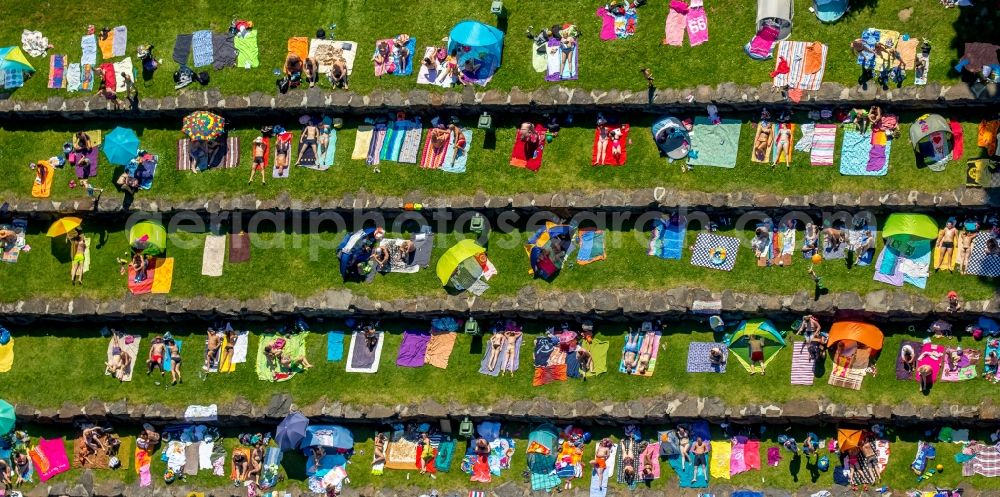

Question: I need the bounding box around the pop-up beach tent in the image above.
[909,114,956,171]
[128,220,167,256]
[757,0,794,41]
[448,21,504,81]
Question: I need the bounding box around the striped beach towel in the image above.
[367,124,387,166]
[828,347,869,390]
[48,55,66,88]
[176,137,240,171]
[790,341,815,385]
[810,124,836,165]
[773,41,827,91]
[398,123,423,164]
[420,131,450,169]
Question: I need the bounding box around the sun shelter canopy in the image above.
[0,399,14,435]
[437,239,489,293]
[814,0,848,23]
[526,222,577,279]
[128,220,166,256]
[909,114,955,168]
[448,21,504,79]
[724,319,786,372]
[651,117,691,160]
[338,227,379,280]
[758,0,794,40]
[828,321,883,352]
[301,425,353,451]
[0,47,34,73]
[883,213,938,240]
[837,428,864,452]
[526,423,559,474]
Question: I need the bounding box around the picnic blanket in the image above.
[346,331,384,373]
[255,333,308,382]
[425,331,457,369]
[192,30,214,68]
[688,118,740,168]
[352,125,374,160]
[510,124,546,171]
[773,41,827,90]
[545,38,578,81]
[229,232,250,263]
[212,33,237,69]
[81,34,97,65]
[592,124,629,166]
[839,129,890,176]
[686,342,727,373]
[874,238,931,288]
[649,217,686,260]
[201,234,226,277]
[440,129,472,173]
[479,333,522,376]
[965,232,1000,277]
[790,341,816,385]
[173,33,192,65]
[416,46,452,87]
[48,55,66,88]
[828,346,870,390]
[396,330,431,367]
[691,233,740,271]
[106,335,141,382]
[326,331,345,362]
[619,331,661,376]
[309,39,357,75]
[576,229,606,265]
[234,30,259,69]
[177,136,240,171]
[940,346,979,382]
[856,29,901,72]
[420,129,450,169]
[810,124,837,165]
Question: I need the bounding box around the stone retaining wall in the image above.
[0,287,995,325]
[3,184,997,216]
[5,82,999,121]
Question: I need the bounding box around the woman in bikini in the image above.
[373,41,391,76]
[501,328,522,374]
[167,339,182,385]
[676,425,691,469]
[219,328,237,371]
[318,123,332,163]
[936,218,958,271]
[447,123,467,167]
[429,125,451,157]
[486,331,506,372]
[246,446,263,482]
[232,449,249,484]
[372,434,387,466]
[69,230,87,285]
[248,136,266,185]
[753,124,772,162]
[594,123,610,165]
[772,122,793,169]
[297,123,319,165]
[274,132,291,177]
[559,35,576,77]
[622,329,641,374]
[418,433,435,474]
[636,329,656,375]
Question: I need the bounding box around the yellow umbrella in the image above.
[46,217,82,237]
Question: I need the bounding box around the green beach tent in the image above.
[882,213,938,241]
[128,220,167,256]
[526,423,559,474]
[724,319,786,373]
[437,239,491,293]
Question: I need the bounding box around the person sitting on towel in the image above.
[232,449,249,484]
[363,324,379,352]
[577,347,593,374]
[12,451,30,485]
[304,57,319,88]
[310,446,326,474]
[372,434,387,466]
[808,332,828,362]
[285,54,304,80]
[75,131,93,153]
[823,225,845,252]
[329,56,349,90]
[797,315,822,340]
[474,438,490,458]
[0,229,17,247]
[709,346,725,366]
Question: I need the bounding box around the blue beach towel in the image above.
[112,26,128,57]
[81,35,97,66]
[192,30,214,68]
[649,218,686,260]
[840,130,891,176]
[319,129,337,168]
[576,230,606,264]
[441,129,473,173]
[380,120,412,162]
[164,340,183,372]
[327,331,345,362]
[666,454,708,488]
[394,38,417,76]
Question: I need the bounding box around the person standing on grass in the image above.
[748,335,766,375]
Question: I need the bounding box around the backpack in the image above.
[0,327,10,345]
[197,71,210,85]
[276,77,290,94]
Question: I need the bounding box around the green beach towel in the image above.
[687,118,741,168]
[256,333,308,382]
[435,439,456,472]
[235,30,259,69]
[582,339,609,377]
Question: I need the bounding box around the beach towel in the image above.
[895,340,921,380]
[691,233,740,271]
[373,39,395,76]
[98,31,114,59]
[31,438,69,482]
[532,38,548,72]
[663,2,687,46]
[743,440,761,471]
[309,39,357,75]
[965,232,1000,277]
[192,30,214,68]
[612,4,638,39]
[440,129,472,173]
[229,331,249,365]
[346,331,384,373]
[70,147,99,180]
[479,333,522,376]
[619,331,661,376]
[420,130,450,169]
[790,341,815,385]
[162,339,182,373]
[596,7,617,41]
[950,120,965,160]
[581,339,609,377]
[592,124,629,165]
[687,342,728,373]
[234,30,259,69]
[667,454,708,488]
[914,42,931,85]
[385,439,419,470]
[212,32,237,69]
[80,64,94,90]
[127,256,157,295]
[176,136,240,171]
[510,124,546,171]
[840,130,890,176]
[795,123,815,152]
[296,137,319,170]
[0,338,12,373]
[288,36,309,62]
[810,124,837,165]
[746,25,779,60]
[173,33,192,65]
[81,34,97,65]
[966,443,1000,478]
[649,217,686,260]
[425,331,457,369]
[327,331,345,361]
[352,125,374,160]
[105,335,140,381]
[112,26,127,57]
[576,229,606,265]
[687,5,709,46]
[940,346,979,382]
[229,232,250,263]
[688,118,740,168]
[435,439,456,472]
[590,445,616,497]
[773,41,827,90]
[48,55,65,89]
[615,440,641,485]
[639,443,660,480]
[367,124,387,166]
[545,38,578,81]
[111,57,134,92]
[828,346,870,390]
[255,333,308,381]
[874,238,931,288]
[201,234,226,277]
[66,62,81,91]
[416,47,451,87]
[710,441,731,480]
[397,330,431,367]
[381,120,414,162]
[730,438,748,476]
[151,257,174,294]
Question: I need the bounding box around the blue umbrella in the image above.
[275,412,309,451]
[0,400,14,435]
[103,127,140,165]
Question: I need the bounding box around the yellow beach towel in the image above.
[352,125,374,160]
[710,441,732,479]
[0,339,13,373]
[151,258,174,294]
[219,336,235,373]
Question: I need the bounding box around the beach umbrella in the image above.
[103,127,140,165]
[0,400,14,435]
[182,111,226,141]
[46,217,82,237]
[275,412,309,451]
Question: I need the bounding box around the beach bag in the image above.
[817,456,829,471]
[276,77,290,94]
[0,327,10,345]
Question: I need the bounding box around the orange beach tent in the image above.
[827,321,883,353]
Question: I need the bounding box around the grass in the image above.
[1,216,997,304]
[0,114,984,204]
[0,0,990,101]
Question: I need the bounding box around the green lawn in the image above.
[0,0,987,101]
[1,217,996,303]
[0,114,982,204]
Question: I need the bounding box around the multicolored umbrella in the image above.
[46,217,82,237]
[182,111,226,141]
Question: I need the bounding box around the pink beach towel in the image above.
[597,8,617,41]
[686,7,709,46]
[663,2,688,46]
[766,446,781,467]
[730,439,748,476]
[639,442,661,478]
[950,120,964,159]
[748,26,779,58]
[917,343,946,384]
[31,438,70,482]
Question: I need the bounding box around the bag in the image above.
[276,77,290,94]
[197,71,210,85]
[0,327,10,345]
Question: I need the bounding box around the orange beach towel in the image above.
[288,37,309,61]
